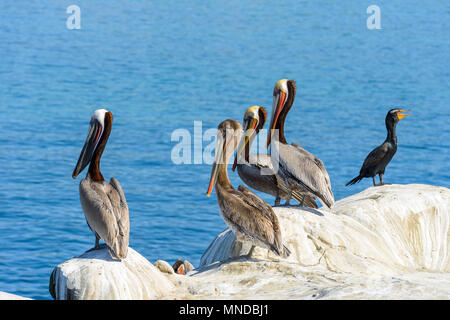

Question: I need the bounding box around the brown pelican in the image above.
[232,106,318,208]
[72,109,130,260]
[206,119,290,258]
[346,108,410,186]
[267,79,334,209]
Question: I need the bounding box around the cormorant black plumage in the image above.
[346,108,410,187]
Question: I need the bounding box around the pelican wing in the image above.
[277,142,334,208]
[247,154,317,208]
[249,154,273,169]
[220,185,286,256]
[248,154,291,196]
[79,178,128,259]
[237,185,279,224]
[108,177,130,258]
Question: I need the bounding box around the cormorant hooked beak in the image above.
[396,109,411,120]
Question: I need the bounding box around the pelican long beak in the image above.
[266,91,287,148]
[206,135,225,197]
[232,118,258,171]
[397,109,411,120]
[72,118,103,179]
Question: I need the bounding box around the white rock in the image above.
[50,247,174,300]
[201,184,450,275]
[0,291,30,300]
[189,184,450,299]
[49,184,450,300]
[183,260,195,274]
[154,260,175,274]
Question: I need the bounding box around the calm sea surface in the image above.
[0,1,449,299]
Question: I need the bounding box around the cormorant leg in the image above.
[372,176,376,186]
[274,197,281,206]
[379,173,384,185]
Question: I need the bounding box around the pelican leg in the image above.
[278,198,291,206]
[86,235,102,253]
[293,196,305,207]
[95,235,100,249]
[274,197,281,206]
[247,245,255,258]
[372,176,377,186]
[300,195,305,206]
[379,173,384,185]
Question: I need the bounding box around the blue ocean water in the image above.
[0,1,449,299]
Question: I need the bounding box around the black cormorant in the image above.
[346,108,410,187]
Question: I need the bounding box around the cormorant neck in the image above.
[385,120,397,143]
[88,112,113,182]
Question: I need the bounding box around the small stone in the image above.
[49,247,174,300]
[154,260,174,274]
[183,260,194,273]
[0,291,31,300]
